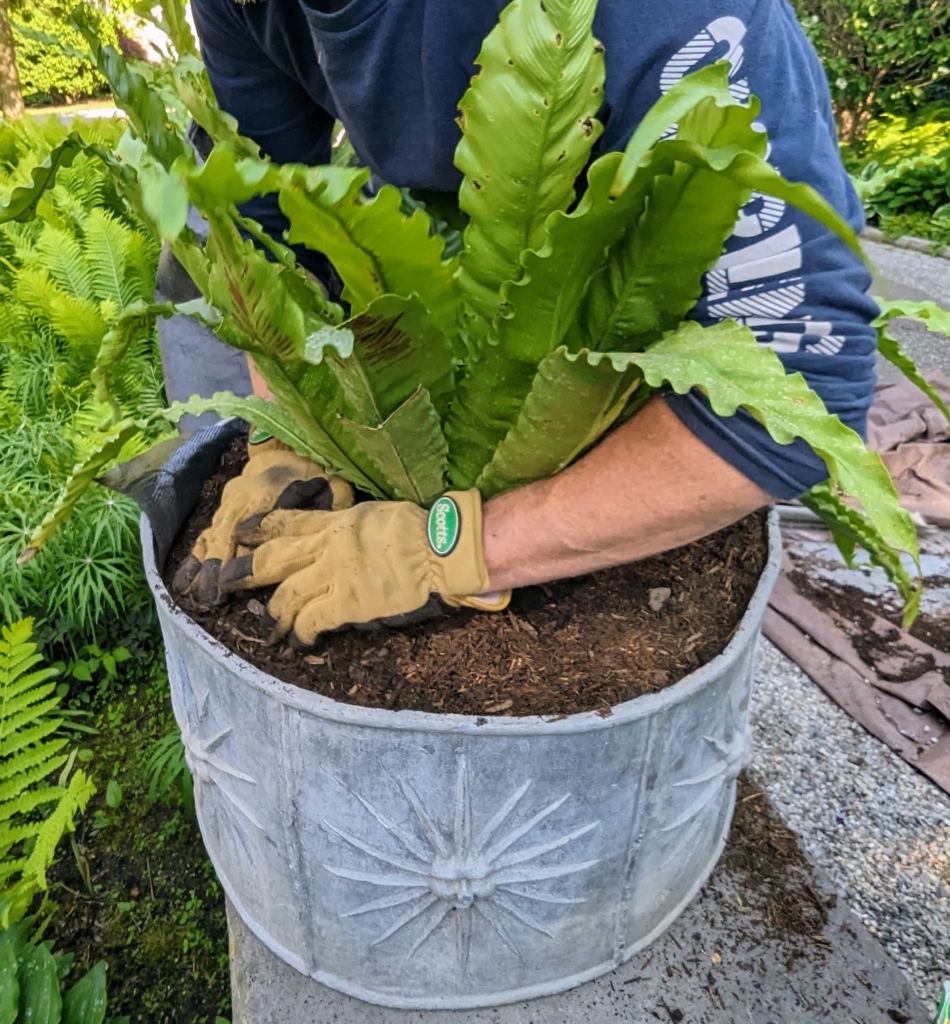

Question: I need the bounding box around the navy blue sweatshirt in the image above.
[190,0,879,498]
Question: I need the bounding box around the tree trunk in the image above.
[0,0,24,120]
[836,104,857,147]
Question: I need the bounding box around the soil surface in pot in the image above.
[163,438,769,717]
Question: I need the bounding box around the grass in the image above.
[42,652,231,1023]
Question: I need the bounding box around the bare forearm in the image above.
[482,397,771,591]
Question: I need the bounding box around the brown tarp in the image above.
[764,566,950,794]
[868,370,950,526]
[762,371,950,793]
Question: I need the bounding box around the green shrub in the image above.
[0,116,168,652]
[877,211,950,248]
[792,0,950,144]
[11,1,118,107]
[861,106,950,164]
[849,107,950,241]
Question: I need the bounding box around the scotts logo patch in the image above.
[248,428,274,445]
[427,496,461,557]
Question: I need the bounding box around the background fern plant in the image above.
[0,619,96,929]
[0,115,168,651]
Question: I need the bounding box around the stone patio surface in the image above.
[227,856,927,1024]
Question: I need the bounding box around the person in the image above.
[175,0,878,648]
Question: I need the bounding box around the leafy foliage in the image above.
[144,728,193,817]
[0,917,127,1024]
[0,114,167,650]
[453,0,605,322]
[2,0,933,618]
[10,0,118,106]
[793,0,950,144]
[0,619,96,929]
[849,107,950,241]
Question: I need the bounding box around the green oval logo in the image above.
[427,496,461,557]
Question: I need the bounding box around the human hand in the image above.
[173,436,354,604]
[217,490,510,647]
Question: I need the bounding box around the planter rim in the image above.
[142,507,780,736]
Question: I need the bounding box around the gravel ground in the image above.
[866,238,950,310]
[876,316,950,385]
[749,638,950,1001]
[865,236,950,385]
[750,239,950,1004]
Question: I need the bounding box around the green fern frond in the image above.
[11,264,108,360]
[0,619,96,926]
[123,232,159,303]
[0,858,28,886]
[0,622,45,678]
[12,267,59,323]
[98,297,119,323]
[47,292,109,356]
[0,784,68,823]
[0,696,64,746]
[83,209,135,307]
[57,162,107,214]
[0,823,42,852]
[35,226,93,302]
[0,747,69,793]
[0,221,40,268]
[24,769,96,894]
[0,673,58,711]
[0,719,63,761]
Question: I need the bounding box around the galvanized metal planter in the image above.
[142,442,780,1010]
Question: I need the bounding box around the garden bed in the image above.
[165,438,769,717]
[44,660,231,1024]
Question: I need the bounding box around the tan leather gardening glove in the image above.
[217,490,510,647]
[173,435,354,605]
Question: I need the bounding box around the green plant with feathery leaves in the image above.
[0,618,96,929]
[0,113,169,650]
[5,0,950,626]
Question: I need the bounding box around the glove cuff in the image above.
[426,489,491,598]
[450,590,512,612]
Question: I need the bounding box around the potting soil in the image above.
[164,438,769,717]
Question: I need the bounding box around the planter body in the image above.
[142,435,780,1010]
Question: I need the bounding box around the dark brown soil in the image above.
[908,612,950,656]
[788,569,950,680]
[720,773,833,947]
[164,438,769,717]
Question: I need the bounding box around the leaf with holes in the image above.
[454,0,605,322]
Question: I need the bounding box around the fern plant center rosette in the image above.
[2,0,946,1006]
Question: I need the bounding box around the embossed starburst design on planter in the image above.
[661,676,750,834]
[177,661,265,861]
[320,756,600,962]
